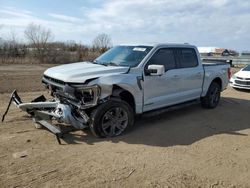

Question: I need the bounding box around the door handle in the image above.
[173,75,180,79]
[196,72,202,77]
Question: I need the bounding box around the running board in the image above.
[142,99,200,118]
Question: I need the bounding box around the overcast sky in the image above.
[0,0,250,51]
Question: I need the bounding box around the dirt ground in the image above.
[0,64,250,188]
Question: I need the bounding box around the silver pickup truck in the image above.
[3,43,230,141]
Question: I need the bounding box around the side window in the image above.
[147,48,176,71]
[178,48,198,68]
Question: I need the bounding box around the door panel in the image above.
[143,48,180,112]
[143,69,184,112]
[175,67,203,100]
[143,47,204,112]
[175,48,204,100]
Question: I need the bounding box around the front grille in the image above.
[235,80,250,85]
[44,75,65,85]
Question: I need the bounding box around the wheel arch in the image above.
[112,85,136,112]
[211,77,222,90]
[201,78,221,109]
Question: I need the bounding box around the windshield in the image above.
[242,65,250,71]
[94,45,153,67]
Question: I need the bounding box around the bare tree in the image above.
[24,23,54,63]
[92,33,112,53]
[0,25,3,43]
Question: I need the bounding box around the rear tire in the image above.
[201,82,221,109]
[89,98,134,138]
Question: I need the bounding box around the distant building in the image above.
[198,47,238,56]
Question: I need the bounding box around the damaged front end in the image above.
[2,79,101,144]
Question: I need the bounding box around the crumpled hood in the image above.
[44,62,129,83]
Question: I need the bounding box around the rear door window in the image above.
[177,48,198,68]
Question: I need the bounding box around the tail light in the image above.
[227,68,232,79]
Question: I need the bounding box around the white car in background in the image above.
[230,65,250,90]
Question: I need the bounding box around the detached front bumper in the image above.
[2,90,90,144]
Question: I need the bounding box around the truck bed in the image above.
[202,62,228,66]
[202,58,232,67]
[201,61,230,97]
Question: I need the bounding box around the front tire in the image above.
[89,99,134,138]
[201,82,221,109]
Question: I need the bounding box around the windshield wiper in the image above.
[90,60,99,64]
[89,60,107,66]
[102,62,118,66]
[91,60,118,67]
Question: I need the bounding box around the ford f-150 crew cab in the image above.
[2,43,230,140]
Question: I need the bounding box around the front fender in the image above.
[88,73,143,114]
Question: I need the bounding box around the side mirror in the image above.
[145,65,165,76]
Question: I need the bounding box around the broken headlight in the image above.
[75,85,101,108]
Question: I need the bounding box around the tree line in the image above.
[0,23,112,64]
